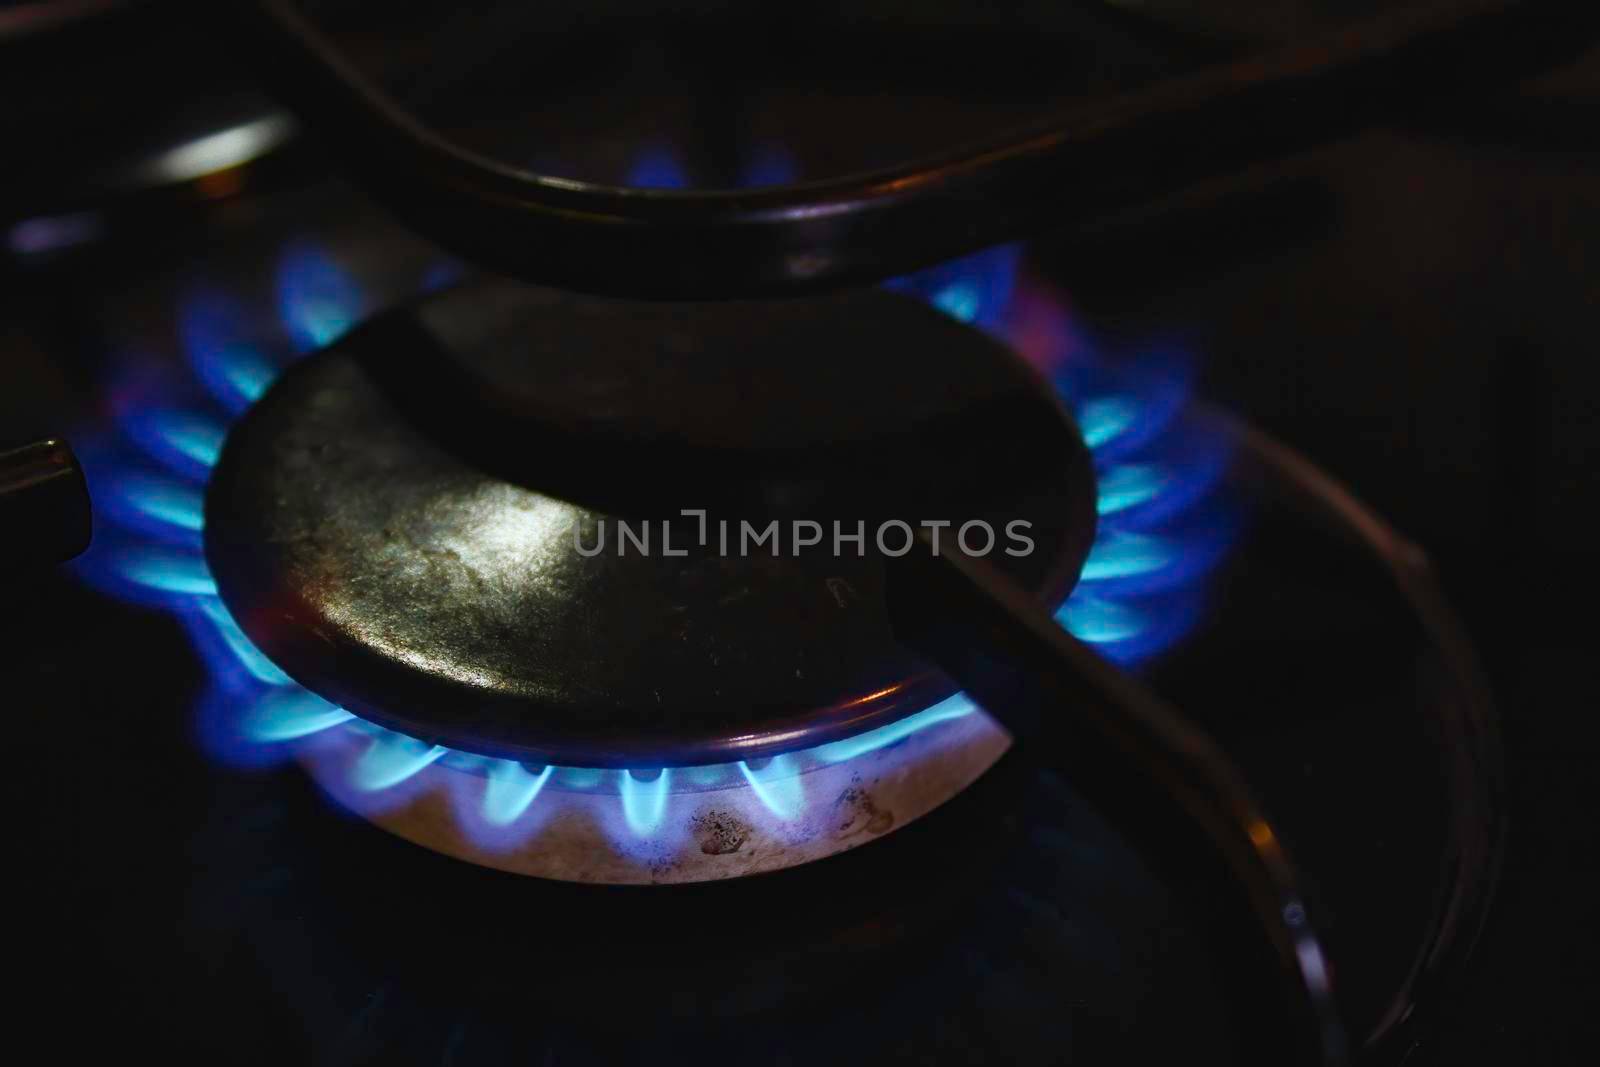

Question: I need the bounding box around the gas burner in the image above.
[71,234,1236,883]
[13,2,1593,1058]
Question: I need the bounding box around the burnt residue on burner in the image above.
[834,778,896,839]
[691,810,751,855]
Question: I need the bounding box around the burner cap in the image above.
[205,281,1096,765]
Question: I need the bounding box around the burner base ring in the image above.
[299,707,1012,884]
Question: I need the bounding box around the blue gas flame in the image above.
[739,143,800,188]
[625,144,691,190]
[275,241,367,352]
[72,207,1234,860]
[888,244,1021,333]
[619,768,673,836]
[484,762,553,827]
[739,754,806,821]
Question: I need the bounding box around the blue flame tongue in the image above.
[179,293,281,414]
[198,598,294,687]
[813,694,979,765]
[619,769,672,836]
[275,241,367,352]
[353,733,448,792]
[483,762,554,827]
[243,689,354,743]
[738,754,806,822]
[121,408,226,477]
[114,550,217,597]
[624,145,692,190]
[1081,530,1175,582]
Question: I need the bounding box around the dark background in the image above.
[1045,127,1600,1062]
[3,2,1597,1063]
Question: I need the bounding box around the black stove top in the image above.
[3,4,1596,1065]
